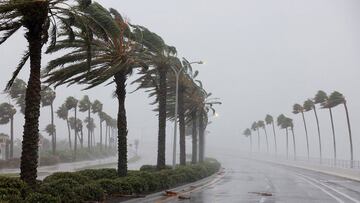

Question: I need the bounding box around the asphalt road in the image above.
[164,154,360,203]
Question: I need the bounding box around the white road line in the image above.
[297,175,344,203]
[298,173,360,203]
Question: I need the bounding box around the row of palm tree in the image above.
[0,0,220,186]
[243,90,353,166]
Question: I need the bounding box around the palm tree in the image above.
[285,117,296,160]
[243,128,252,153]
[69,117,83,149]
[91,100,103,149]
[265,114,277,154]
[45,6,150,176]
[7,79,26,114]
[292,103,309,160]
[303,99,322,163]
[65,97,78,160]
[40,86,56,154]
[315,90,337,162]
[328,91,353,167]
[84,117,96,148]
[0,103,16,158]
[257,120,269,153]
[56,103,72,149]
[251,122,260,152]
[79,95,92,149]
[191,111,198,164]
[277,114,289,158]
[44,124,56,143]
[0,0,82,186]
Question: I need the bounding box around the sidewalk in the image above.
[247,154,360,182]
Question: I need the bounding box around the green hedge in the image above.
[0,159,220,202]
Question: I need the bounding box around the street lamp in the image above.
[170,60,203,169]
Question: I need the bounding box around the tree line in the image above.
[0,0,220,187]
[243,90,353,166]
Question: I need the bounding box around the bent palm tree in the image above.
[251,122,260,152]
[277,114,288,158]
[0,103,16,158]
[292,103,309,160]
[328,91,353,167]
[304,99,322,163]
[79,95,92,149]
[65,97,78,160]
[40,86,56,154]
[257,120,268,153]
[92,100,103,149]
[243,128,252,153]
[57,103,72,149]
[265,114,277,154]
[315,90,337,162]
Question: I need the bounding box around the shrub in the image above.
[76,168,118,180]
[43,172,90,184]
[123,176,149,194]
[24,192,60,203]
[0,188,23,202]
[73,183,105,202]
[39,179,82,203]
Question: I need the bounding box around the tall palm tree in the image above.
[84,117,96,148]
[79,95,92,149]
[69,117,83,149]
[191,111,198,164]
[40,86,56,154]
[56,103,72,149]
[303,99,322,163]
[7,79,26,114]
[277,114,288,158]
[251,122,260,152]
[315,90,337,161]
[44,124,56,143]
[285,117,296,160]
[0,0,82,186]
[0,103,16,158]
[257,120,268,153]
[265,114,277,154]
[92,100,103,149]
[292,103,309,160]
[45,6,150,176]
[328,91,353,167]
[243,128,252,153]
[65,96,78,160]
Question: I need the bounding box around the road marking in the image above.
[297,175,344,203]
[298,173,360,203]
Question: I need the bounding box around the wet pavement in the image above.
[163,154,360,203]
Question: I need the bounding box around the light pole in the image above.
[170,60,203,169]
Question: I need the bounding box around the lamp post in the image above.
[170,60,203,169]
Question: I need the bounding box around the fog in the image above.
[1,0,360,163]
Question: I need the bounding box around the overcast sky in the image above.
[1,0,360,162]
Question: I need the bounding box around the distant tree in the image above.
[265,114,277,154]
[303,99,322,162]
[257,120,268,153]
[251,122,260,152]
[243,128,252,153]
[92,100,103,149]
[285,117,296,160]
[7,79,26,114]
[0,103,16,158]
[327,91,353,167]
[69,117,83,148]
[79,95,92,149]
[134,139,139,156]
[292,103,309,160]
[56,104,71,149]
[41,86,56,154]
[84,117,96,148]
[277,114,289,158]
[66,97,78,159]
[315,90,337,161]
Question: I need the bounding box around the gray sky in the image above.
[1,0,360,161]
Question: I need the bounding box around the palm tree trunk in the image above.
[291,127,296,160]
[329,108,337,162]
[250,135,253,153]
[301,112,309,160]
[66,118,72,149]
[343,102,353,168]
[257,129,260,152]
[20,10,47,185]
[74,107,78,160]
[263,128,269,153]
[50,103,56,154]
[313,107,322,163]
[10,117,14,159]
[199,112,205,162]
[191,111,197,164]
[271,122,277,155]
[80,129,83,148]
[88,109,91,150]
[100,120,102,149]
[114,72,128,177]
[105,124,108,149]
[286,128,289,159]
[178,86,186,166]
[157,68,167,169]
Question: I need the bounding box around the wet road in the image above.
[166,155,360,203]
